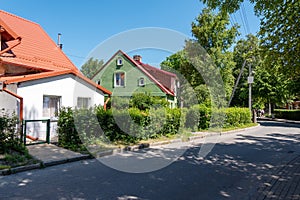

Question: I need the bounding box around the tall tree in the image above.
[162,8,238,106]
[200,0,300,79]
[231,34,261,107]
[80,58,104,79]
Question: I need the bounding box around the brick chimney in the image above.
[133,55,142,63]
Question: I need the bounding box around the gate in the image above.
[23,119,50,145]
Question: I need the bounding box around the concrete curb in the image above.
[0,154,92,176]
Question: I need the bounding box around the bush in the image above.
[274,109,300,121]
[185,104,211,131]
[57,105,184,145]
[0,113,21,154]
[185,105,252,131]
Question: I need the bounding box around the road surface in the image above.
[0,121,299,200]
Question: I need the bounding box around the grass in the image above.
[0,142,40,170]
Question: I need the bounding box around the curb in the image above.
[122,124,261,152]
[0,154,92,176]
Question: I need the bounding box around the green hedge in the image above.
[185,105,252,131]
[58,106,183,146]
[274,109,300,121]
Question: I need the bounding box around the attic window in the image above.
[116,57,123,66]
[138,77,145,86]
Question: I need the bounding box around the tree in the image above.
[200,0,300,79]
[80,57,104,79]
[231,34,262,107]
[162,8,239,106]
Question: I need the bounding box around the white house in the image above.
[0,10,111,141]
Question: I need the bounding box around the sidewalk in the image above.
[252,155,300,200]
[0,144,91,175]
[258,117,300,124]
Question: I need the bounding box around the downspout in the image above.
[2,85,24,141]
[2,86,23,122]
[103,95,111,111]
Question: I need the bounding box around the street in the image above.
[0,121,299,200]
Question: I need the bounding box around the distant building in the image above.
[92,50,179,108]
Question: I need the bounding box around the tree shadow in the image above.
[0,121,299,200]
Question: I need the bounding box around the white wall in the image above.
[16,74,105,141]
[18,74,105,120]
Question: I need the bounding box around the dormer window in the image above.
[138,77,145,86]
[116,57,123,66]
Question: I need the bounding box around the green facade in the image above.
[92,52,177,107]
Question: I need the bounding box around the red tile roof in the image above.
[0,10,111,95]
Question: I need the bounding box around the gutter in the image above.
[103,95,111,111]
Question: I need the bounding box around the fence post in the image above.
[46,119,50,144]
[23,120,27,145]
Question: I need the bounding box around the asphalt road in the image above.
[0,121,299,200]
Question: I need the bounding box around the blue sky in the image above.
[1,0,260,68]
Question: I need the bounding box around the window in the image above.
[77,97,91,109]
[43,95,61,118]
[116,57,123,66]
[114,72,125,87]
[138,77,145,86]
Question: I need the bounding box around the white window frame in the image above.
[138,77,145,86]
[77,97,91,109]
[114,71,125,87]
[43,95,61,118]
[116,57,123,66]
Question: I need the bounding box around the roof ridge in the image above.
[0,10,40,26]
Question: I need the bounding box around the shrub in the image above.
[185,104,211,131]
[274,109,300,121]
[0,113,21,154]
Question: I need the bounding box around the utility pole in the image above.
[248,64,254,111]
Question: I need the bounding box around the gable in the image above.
[92,51,166,97]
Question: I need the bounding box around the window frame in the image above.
[77,97,91,109]
[114,71,126,87]
[43,95,61,118]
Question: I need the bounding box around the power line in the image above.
[241,3,251,34]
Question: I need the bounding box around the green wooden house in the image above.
[91,50,179,108]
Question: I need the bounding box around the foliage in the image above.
[274,109,300,121]
[231,34,262,107]
[162,8,238,105]
[185,104,211,131]
[58,106,183,145]
[200,0,300,92]
[57,107,84,151]
[80,57,104,79]
[0,113,22,154]
[129,93,169,110]
[185,104,251,131]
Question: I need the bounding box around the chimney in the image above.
[57,33,63,49]
[133,55,142,63]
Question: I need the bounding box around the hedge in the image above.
[274,109,300,121]
[57,106,183,146]
[57,104,252,147]
[185,105,252,131]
